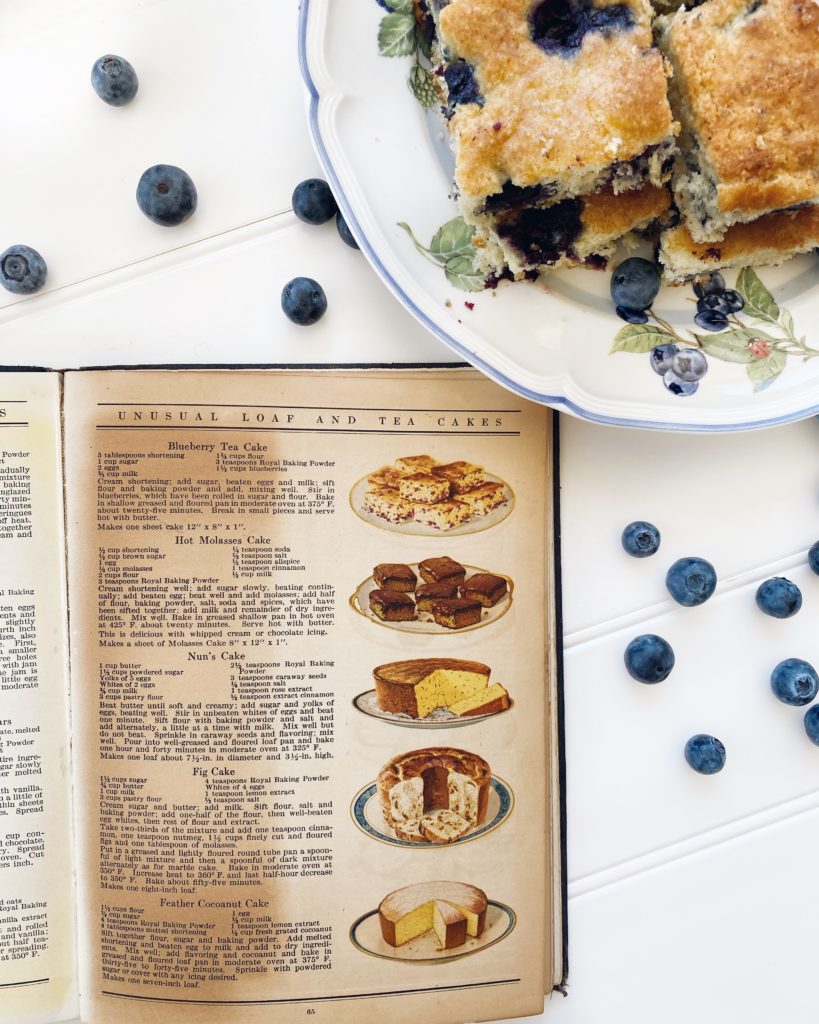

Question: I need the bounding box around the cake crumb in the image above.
[444,299,452,308]
[464,301,475,310]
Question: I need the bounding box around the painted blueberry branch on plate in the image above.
[376,0,437,109]
[610,262,817,396]
[398,218,487,291]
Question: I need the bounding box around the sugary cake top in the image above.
[379,880,487,921]
[664,0,819,216]
[438,0,675,200]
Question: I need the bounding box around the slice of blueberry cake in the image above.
[483,183,672,275]
[660,206,819,283]
[415,0,677,275]
[658,0,819,244]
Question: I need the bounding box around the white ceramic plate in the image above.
[351,775,514,848]
[350,899,516,963]
[349,562,513,634]
[299,0,819,431]
[353,689,514,728]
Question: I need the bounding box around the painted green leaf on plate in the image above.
[609,324,677,354]
[736,267,779,323]
[378,12,417,57]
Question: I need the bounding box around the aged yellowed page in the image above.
[64,368,552,1024]
[0,373,77,1024]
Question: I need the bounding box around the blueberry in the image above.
[616,305,648,325]
[336,212,359,250]
[770,658,819,706]
[663,370,699,396]
[694,310,729,333]
[0,246,47,295]
[666,556,717,606]
[755,577,802,618]
[136,165,197,226]
[650,343,679,375]
[808,541,819,575]
[610,257,661,311]
[91,55,138,106]
[622,521,661,558]
[670,349,708,382]
[804,706,819,746]
[444,59,483,116]
[684,734,726,775]
[292,179,338,226]
[722,289,744,313]
[698,293,731,315]
[693,272,725,299]
[624,634,675,683]
[281,277,327,326]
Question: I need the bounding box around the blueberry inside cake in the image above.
[416,0,677,275]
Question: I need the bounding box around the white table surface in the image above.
[3,2,818,1022]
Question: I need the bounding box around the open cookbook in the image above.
[0,366,565,1024]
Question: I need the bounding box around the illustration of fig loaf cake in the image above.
[363,455,508,530]
[378,880,488,949]
[378,747,491,843]
[373,658,511,719]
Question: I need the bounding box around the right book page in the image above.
[62,367,555,1024]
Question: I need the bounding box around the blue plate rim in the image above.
[297,0,819,433]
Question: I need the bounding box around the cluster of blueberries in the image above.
[281,178,361,327]
[621,521,819,773]
[0,55,200,298]
[1,59,355,328]
[610,257,718,397]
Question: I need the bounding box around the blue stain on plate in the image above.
[353,777,513,847]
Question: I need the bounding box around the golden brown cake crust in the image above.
[374,658,491,687]
[660,206,819,278]
[665,0,819,217]
[438,0,675,201]
[580,183,671,239]
[378,880,488,924]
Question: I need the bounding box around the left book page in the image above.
[0,373,77,1024]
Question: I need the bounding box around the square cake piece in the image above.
[398,472,452,504]
[660,206,819,282]
[416,582,459,612]
[420,0,676,273]
[413,499,471,531]
[374,563,417,592]
[456,480,509,517]
[461,572,508,608]
[418,556,466,586]
[432,461,486,494]
[659,0,819,243]
[431,597,483,629]
[369,589,417,622]
[394,455,438,473]
[363,487,414,524]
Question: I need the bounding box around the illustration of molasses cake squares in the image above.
[423,0,676,268]
[658,0,819,243]
[413,498,471,531]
